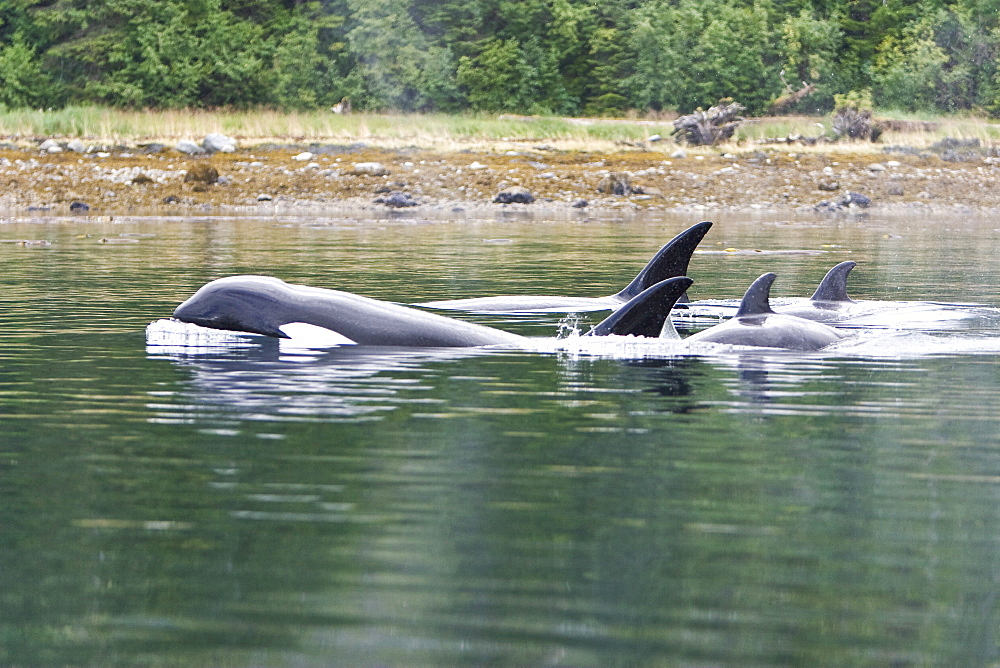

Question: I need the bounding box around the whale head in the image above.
[173,275,293,338]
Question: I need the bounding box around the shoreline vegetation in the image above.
[2,109,1000,215]
[4,0,1000,122]
[2,107,1000,152]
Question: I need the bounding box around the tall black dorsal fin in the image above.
[810,260,856,302]
[735,273,777,317]
[590,277,694,337]
[614,221,712,303]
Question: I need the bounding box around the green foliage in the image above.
[871,15,948,111]
[0,34,57,108]
[779,9,844,112]
[457,39,536,113]
[2,0,1000,116]
[624,0,785,115]
[270,6,353,111]
[583,93,630,117]
[346,0,462,111]
[834,89,875,112]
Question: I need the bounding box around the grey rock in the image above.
[597,172,634,196]
[493,186,534,204]
[572,198,588,208]
[350,162,390,176]
[176,140,205,155]
[841,191,871,207]
[814,190,872,213]
[203,133,236,153]
[376,191,419,208]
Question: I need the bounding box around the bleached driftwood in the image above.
[833,106,882,142]
[672,100,745,146]
[769,80,816,114]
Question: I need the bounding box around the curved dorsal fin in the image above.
[614,221,712,303]
[811,260,856,302]
[735,273,777,317]
[591,277,694,337]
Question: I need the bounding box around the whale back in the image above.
[614,221,711,303]
[173,275,526,347]
[591,277,694,337]
[811,260,856,302]
[174,275,699,347]
[686,273,844,350]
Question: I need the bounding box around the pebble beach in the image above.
[2,136,999,216]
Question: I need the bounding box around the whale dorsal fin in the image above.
[590,277,694,337]
[811,260,856,302]
[614,221,712,303]
[735,273,777,317]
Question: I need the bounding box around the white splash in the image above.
[145,318,259,354]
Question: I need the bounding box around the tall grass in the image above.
[0,106,997,150]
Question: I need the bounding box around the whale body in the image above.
[171,275,694,348]
[682,273,845,351]
[417,221,712,313]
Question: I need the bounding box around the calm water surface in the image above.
[4,209,1000,665]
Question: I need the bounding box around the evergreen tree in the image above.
[0,0,997,116]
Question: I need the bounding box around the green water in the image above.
[4,209,1000,665]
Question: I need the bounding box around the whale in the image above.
[677,260,857,320]
[769,260,990,328]
[170,275,695,348]
[416,221,712,313]
[774,260,857,322]
[680,273,846,351]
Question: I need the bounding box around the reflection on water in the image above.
[5,210,1000,665]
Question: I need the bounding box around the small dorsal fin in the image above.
[614,221,712,302]
[735,273,777,317]
[590,277,694,337]
[811,260,856,302]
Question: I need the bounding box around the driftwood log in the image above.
[833,106,882,142]
[755,133,827,146]
[672,100,745,146]
[769,81,816,114]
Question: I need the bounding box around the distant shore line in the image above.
[0,108,999,155]
[1,113,1000,216]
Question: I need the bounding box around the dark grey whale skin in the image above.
[684,273,846,351]
[172,275,694,348]
[417,221,712,313]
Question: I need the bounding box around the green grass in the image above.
[0,105,997,151]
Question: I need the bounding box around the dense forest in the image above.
[1,0,999,116]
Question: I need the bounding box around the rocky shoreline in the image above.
[2,136,1000,216]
